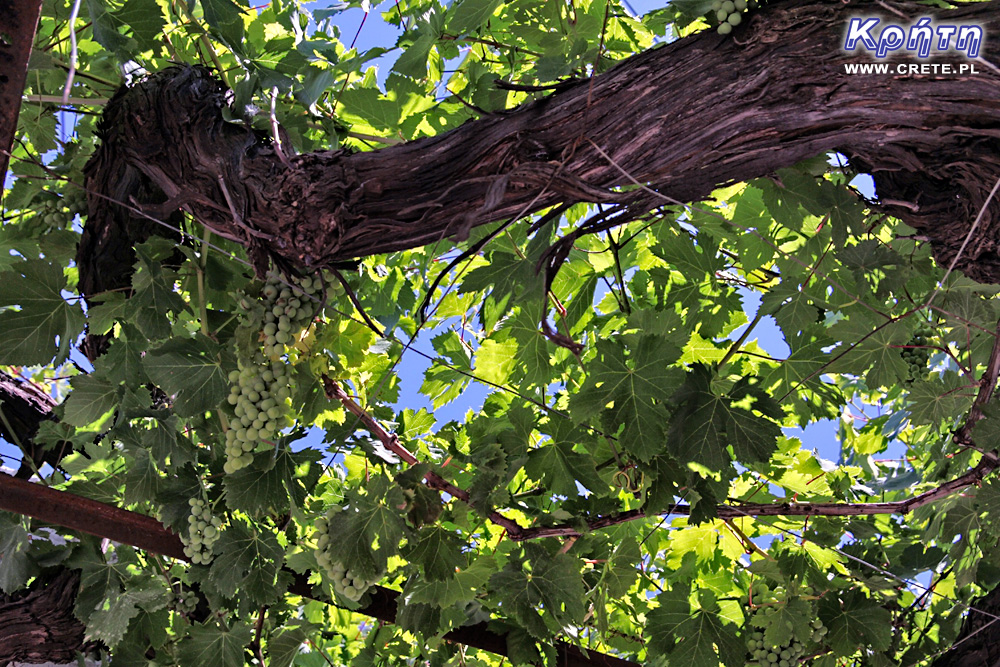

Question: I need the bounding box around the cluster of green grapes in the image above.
[175,587,199,614]
[257,272,322,358]
[809,617,828,644]
[224,356,292,473]
[181,497,222,565]
[901,324,934,384]
[313,509,380,602]
[30,189,88,232]
[745,628,806,667]
[751,581,786,604]
[223,272,321,473]
[711,0,749,34]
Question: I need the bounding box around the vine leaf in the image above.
[144,335,230,417]
[177,620,254,667]
[267,624,316,667]
[0,515,35,593]
[86,577,169,648]
[524,440,605,496]
[405,557,495,607]
[209,521,285,606]
[323,479,407,581]
[750,597,813,648]
[0,259,85,365]
[128,246,188,340]
[668,365,779,470]
[647,588,744,666]
[819,590,892,657]
[62,374,118,427]
[489,545,586,639]
[572,336,683,461]
[223,449,322,516]
[404,526,469,582]
[447,0,502,34]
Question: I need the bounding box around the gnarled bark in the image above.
[0,370,62,479]
[0,569,95,665]
[929,584,1000,667]
[80,0,1000,293]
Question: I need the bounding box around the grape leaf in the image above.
[0,515,35,593]
[209,521,285,606]
[144,335,230,416]
[572,336,683,461]
[524,440,605,496]
[488,545,585,639]
[647,590,743,667]
[0,259,85,365]
[62,374,118,427]
[819,590,892,657]
[323,481,407,581]
[86,577,169,648]
[178,621,253,667]
[447,0,502,34]
[404,526,468,582]
[406,557,495,607]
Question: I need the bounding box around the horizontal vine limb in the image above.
[0,471,637,667]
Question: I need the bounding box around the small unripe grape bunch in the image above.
[31,200,66,232]
[810,617,828,643]
[711,0,747,35]
[175,587,199,614]
[61,188,88,218]
[745,624,806,667]
[901,324,935,385]
[223,353,293,473]
[258,272,323,359]
[182,497,223,565]
[313,510,380,603]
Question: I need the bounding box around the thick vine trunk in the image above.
[81,0,1000,292]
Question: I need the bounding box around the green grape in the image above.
[716,9,729,21]
[727,12,742,25]
[722,0,735,11]
[901,327,933,385]
[718,22,733,34]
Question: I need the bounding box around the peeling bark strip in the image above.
[81,0,1000,288]
[0,569,92,665]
